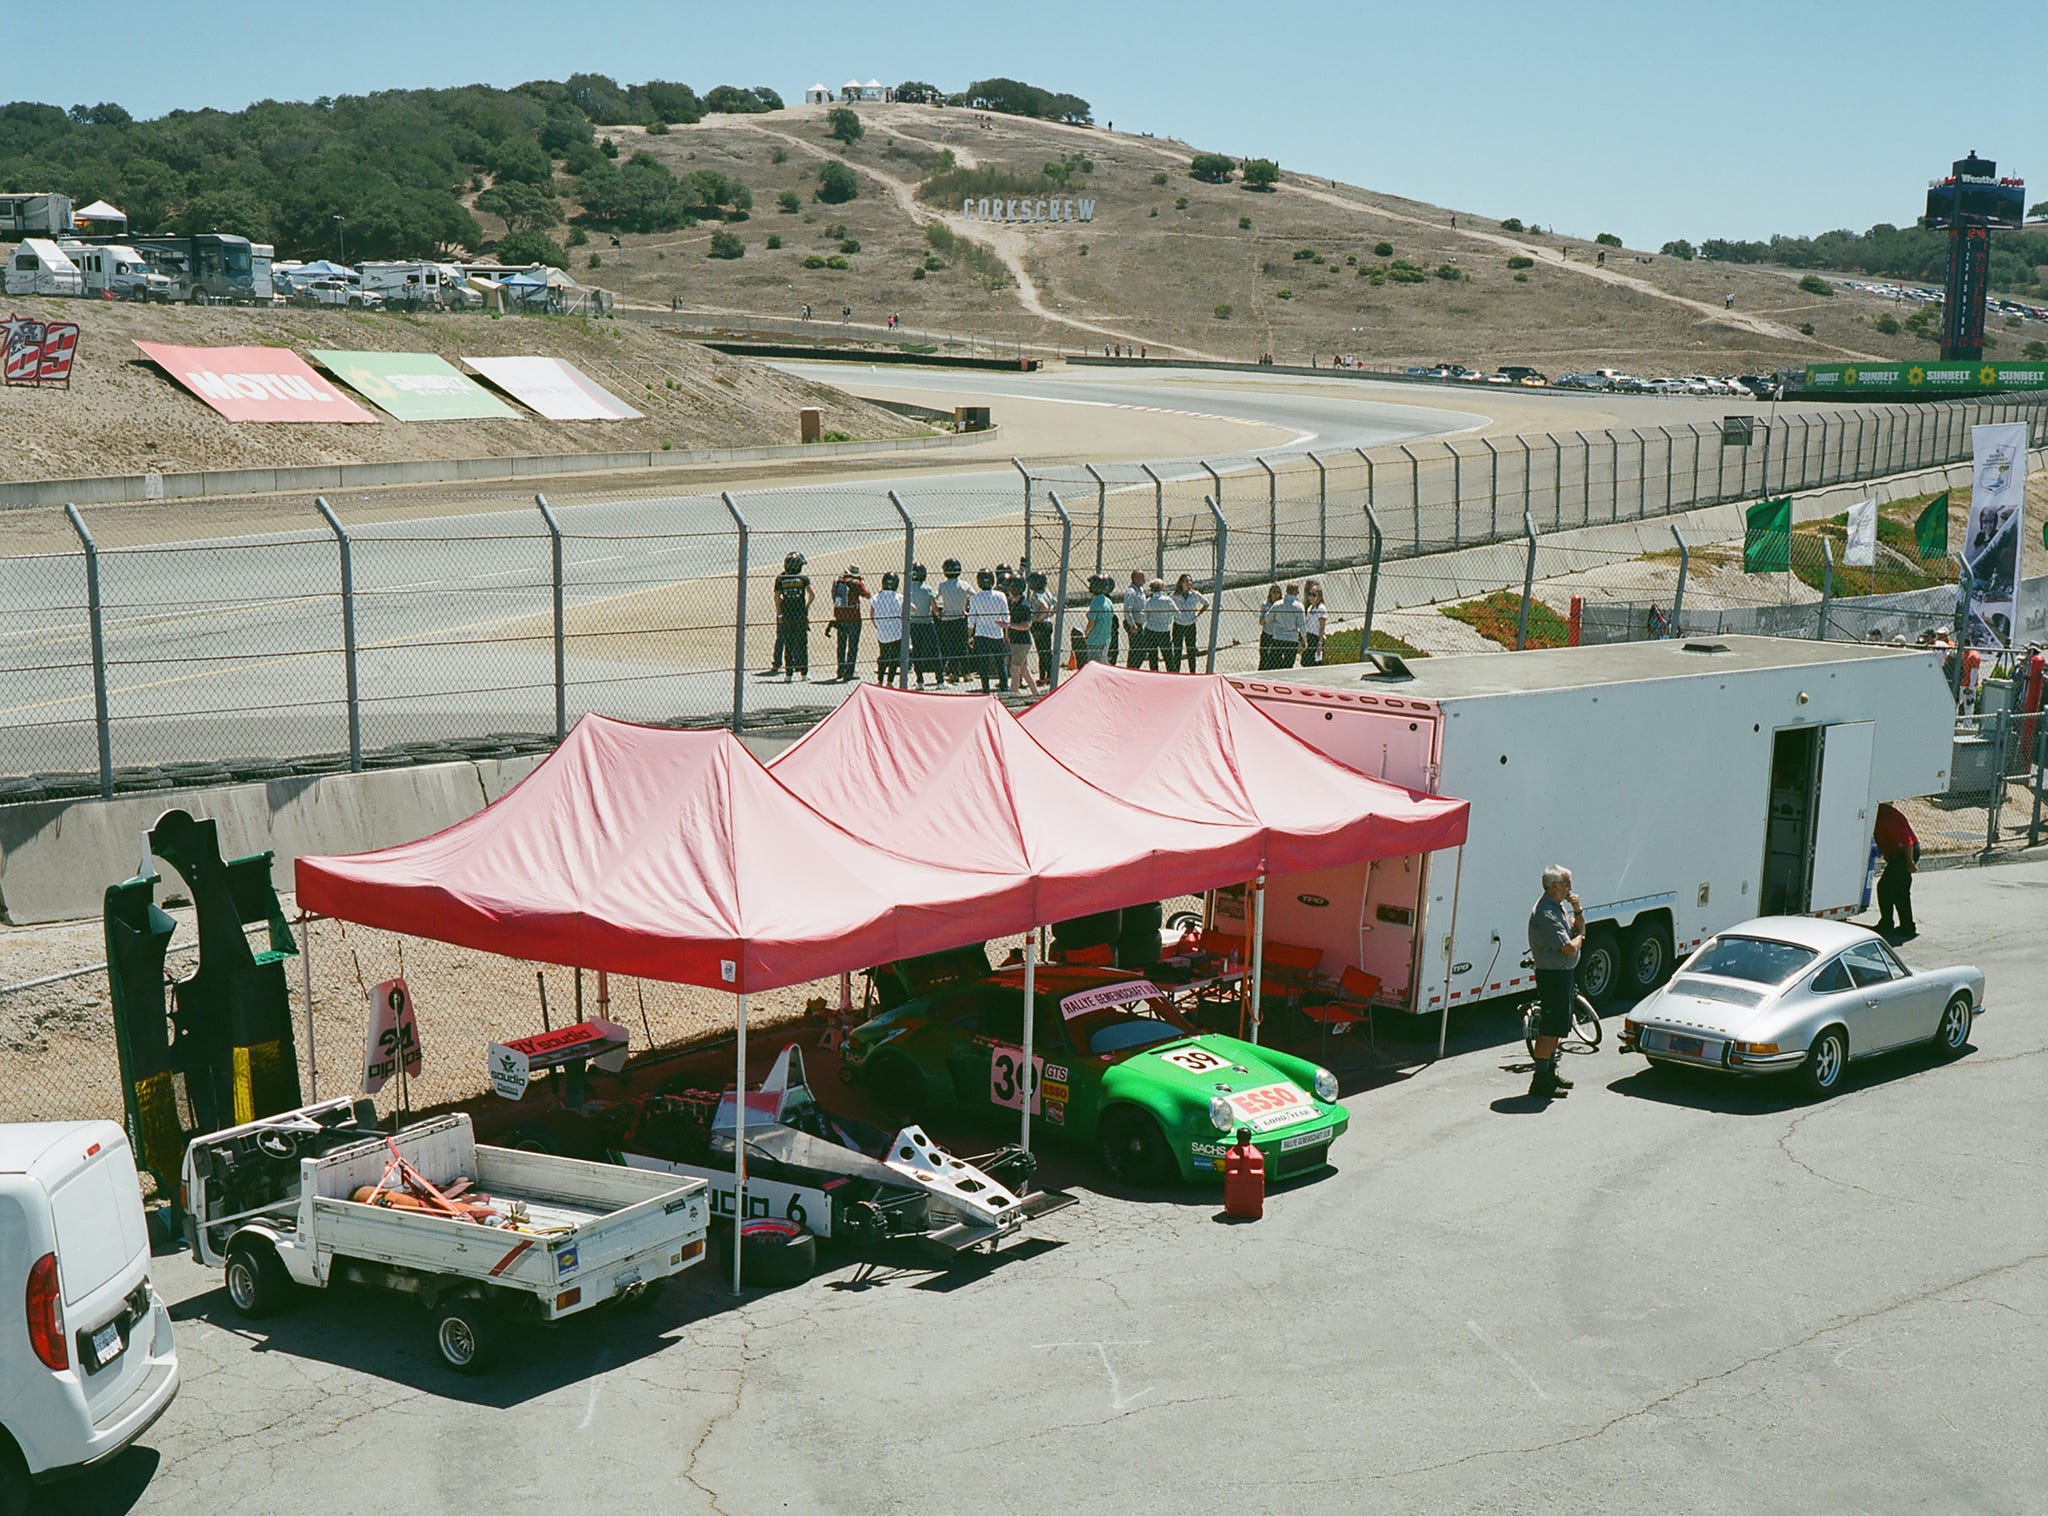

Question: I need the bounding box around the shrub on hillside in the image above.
[777,190,800,213]
[1293,248,1318,261]
[1798,274,1834,296]
[496,230,568,268]
[771,146,788,165]
[1241,157,1278,189]
[1436,263,1462,280]
[816,161,859,203]
[825,254,850,269]
[765,233,782,249]
[708,228,744,258]
[646,120,669,135]
[1507,255,1534,270]
[2025,340,2047,359]
[911,266,926,280]
[827,107,864,145]
[924,255,944,271]
[925,223,957,254]
[1875,313,1899,334]
[1189,153,1234,184]
[1594,232,1622,247]
[1214,304,1232,319]
[1798,322,1815,335]
[802,253,826,269]
[1498,217,1524,233]
[1373,240,1393,257]
[1660,238,1695,259]
[839,237,860,254]
[1152,171,1168,186]
[1276,288,1293,300]
[1513,272,1528,282]
[1238,215,1251,229]
[1175,196,1189,210]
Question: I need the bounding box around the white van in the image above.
[3,238,84,297]
[0,1122,179,1505]
[66,244,174,302]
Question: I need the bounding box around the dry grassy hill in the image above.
[572,102,2018,374]
[0,299,922,482]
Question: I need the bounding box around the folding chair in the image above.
[1300,967,1382,1068]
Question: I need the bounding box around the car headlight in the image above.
[1313,1068,1339,1104]
[1208,1095,1235,1132]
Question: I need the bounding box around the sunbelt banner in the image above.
[1800,360,2048,394]
[310,349,517,421]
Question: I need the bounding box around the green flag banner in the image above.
[1743,496,1791,573]
[308,349,518,421]
[1915,491,1950,561]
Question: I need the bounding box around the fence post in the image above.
[1047,490,1073,689]
[535,494,567,741]
[1362,500,1383,652]
[1516,513,1538,651]
[1575,432,1593,526]
[1816,537,1834,640]
[1203,495,1227,673]
[1798,416,1815,491]
[1716,418,1729,501]
[1084,463,1107,577]
[1308,451,1327,570]
[887,490,916,689]
[1609,432,1620,522]
[1257,456,1277,578]
[1548,433,1563,529]
[1012,458,1031,567]
[1656,427,1676,515]
[1353,448,1374,547]
[1670,525,1689,632]
[1480,438,1500,541]
[60,504,113,799]
[1984,708,2008,859]
[1141,463,1165,580]
[1397,444,1420,553]
[1760,421,1774,502]
[720,492,749,733]
[1815,414,1831,486]
[1449,443,1463,549]
[311,498,361,772]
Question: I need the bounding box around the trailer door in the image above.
[1808,721,1875,912]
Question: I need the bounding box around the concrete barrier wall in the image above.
[0,754,544,925]
[0,424,993,512]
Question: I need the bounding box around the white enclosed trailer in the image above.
[3,238,83,297]
[1228,637,1955,1019]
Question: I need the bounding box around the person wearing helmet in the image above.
[968,567,1010,692]
[935,558,970,683]
[830,565,869,681]
[904,563,938,687]
[872,570,905,685]
[1027,570,1055,684]
[772,552,812,681]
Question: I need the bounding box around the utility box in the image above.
[955,405,991,432]
[799,407,823,443]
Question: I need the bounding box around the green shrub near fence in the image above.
[1441,591,1569,648]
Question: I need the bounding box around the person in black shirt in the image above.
[772,553,813,681]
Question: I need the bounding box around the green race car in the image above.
[841,953,1349,1185]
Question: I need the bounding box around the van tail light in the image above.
[26,1252,67,1371]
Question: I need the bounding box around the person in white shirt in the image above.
[870,572,905,684]
[1122,569,1149,668]
[1301,579,1327,666]
[1169,572,1208,673]
[1265,584,1305,670]
[967,568,1011,692]
[1257,583,1284,670]
[1136,579,1175,670]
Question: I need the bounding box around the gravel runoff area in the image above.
[36,855,2048,1516]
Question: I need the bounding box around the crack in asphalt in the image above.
[1366,1251,2048,1482]
[1773,1105,1906,1204]
[677,1310,760,1516]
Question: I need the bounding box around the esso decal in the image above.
[1157,1045,1232,1074]
[988,1043,1042,1114]
[1228,1083,1313,1131]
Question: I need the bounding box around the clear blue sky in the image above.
[10,0,2043,249]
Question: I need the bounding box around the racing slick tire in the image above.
[433,1297,499,1374]
[734,1219,818,1287]
[1097,1106,1177,1188]
[223,1239,294,1319]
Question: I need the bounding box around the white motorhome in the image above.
[0,193,73,238]
[250,243,276,301]
[1227,637,1955,1019]
[3,239,84,297]
[64,244,174,302]
[358,260,473,309]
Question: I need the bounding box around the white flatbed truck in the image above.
[1227,636,1955,1020]
[181,1096,709,1372]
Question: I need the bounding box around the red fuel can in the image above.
[1222,1127,1264,1220]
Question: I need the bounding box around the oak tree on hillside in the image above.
[1660,239,1695,259]
[894,81,942,105]
[816,160,859,204]
[1241,157,1279,190]
[495,230,568,268]
[477,181,563,233]
[828,107,864,145]
[1189,153,1234,184]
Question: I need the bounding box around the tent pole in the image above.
[1020,937,1037,1152]
[733,991,747,1294]
[1437,846,1465,1061]
[1249,876,1266,1044]
[300,915,318,1100]
[837,970,852,1013]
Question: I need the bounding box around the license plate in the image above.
[91,1320,122,1365]
[1279,1130,1328,1152]
[1667,1035,1704,1057]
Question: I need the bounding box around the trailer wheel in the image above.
[504,1124,561,1155]
[223,1239,293,1319]
[434,1298,498,1374]
[1579,926,1622,1006]
[1622,920,1673,997]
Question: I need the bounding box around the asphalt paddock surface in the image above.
[64,861,2044,1516]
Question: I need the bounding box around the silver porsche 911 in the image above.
[1617,916,1984,1099]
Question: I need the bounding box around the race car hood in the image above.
[1105,1035,1331,1131]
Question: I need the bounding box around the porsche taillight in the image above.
[25,1251,67,1371]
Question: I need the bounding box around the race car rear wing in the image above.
[487,1018,631,1100]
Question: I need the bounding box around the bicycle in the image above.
[1521,987,1603,1057]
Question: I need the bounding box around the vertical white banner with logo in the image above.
[1964,423,2029,648]
[363,977,423,1094]
[1843,498,1878,567]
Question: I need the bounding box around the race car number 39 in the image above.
[1157,1046,1231,1074]
[989,1043,1042,1114]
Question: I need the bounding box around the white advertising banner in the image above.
[463,355,643,420]
[1843,498,1877,567]
[1964,422,2029,647]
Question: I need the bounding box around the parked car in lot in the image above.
[1498,366,1548,385]
[1736,374,1784,400]
[2,1121,179,1509]
[295,277,381,310]
[1619,917,1983,1099]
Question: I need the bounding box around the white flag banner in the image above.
[1964,422,2029,648]
[1844,498,1878,567]
[363,977,423,1094]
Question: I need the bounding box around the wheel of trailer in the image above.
[504,1124,560,1155]
[223,1239,292,1319]
[434,1298,498,1374]
[1579,926,1622,1007]
[1622,920,1674,997]
[735,1219,817,1287]
[1097,1106,1176,1188]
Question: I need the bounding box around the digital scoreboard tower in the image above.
[1922,151,2026,362]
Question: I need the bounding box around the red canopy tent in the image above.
[1020,663,1471,1049]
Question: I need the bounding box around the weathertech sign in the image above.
[133,341,376,422]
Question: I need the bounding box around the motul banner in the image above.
[134,341,376,422]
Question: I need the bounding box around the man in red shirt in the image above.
[1873,801,1918,941]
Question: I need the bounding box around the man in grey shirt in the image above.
[1527,863,1586,1099]
[1265,584,1306,670]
